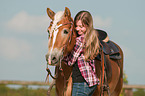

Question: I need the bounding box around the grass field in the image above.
[0,84,55,96]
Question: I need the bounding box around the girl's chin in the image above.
[78,32,83,35]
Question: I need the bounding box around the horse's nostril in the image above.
[52,57,56,60]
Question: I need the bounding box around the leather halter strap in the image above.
[52,22,73,33]
[53,21,73,50]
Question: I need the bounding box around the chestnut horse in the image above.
[45,7,123,96]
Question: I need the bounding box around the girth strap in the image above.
[100,43,111,96]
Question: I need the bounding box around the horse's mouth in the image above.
[47,60,59,66]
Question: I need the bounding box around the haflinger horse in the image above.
[45,7,123,96]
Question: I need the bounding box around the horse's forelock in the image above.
[51,11,64,32]
[54,11,64,21]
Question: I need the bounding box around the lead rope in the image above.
[45,63,57,83]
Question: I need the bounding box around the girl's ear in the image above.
[47,8,55,20]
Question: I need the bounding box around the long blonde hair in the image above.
[74,11,100,61]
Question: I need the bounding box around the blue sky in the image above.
[0,0,145,85]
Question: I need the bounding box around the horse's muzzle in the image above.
[45,48,63,66]
[45,54,59,66]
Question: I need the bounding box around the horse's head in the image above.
[45,7,76,66]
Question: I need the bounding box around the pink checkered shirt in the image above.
[63,34,99,87]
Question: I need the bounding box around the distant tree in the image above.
[120,71,128,96]
[123,71,128,84]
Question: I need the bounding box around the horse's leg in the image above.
[64,76,72,96]
[92,85,101,96]
[56,71,65,96]
[47,79,56,96]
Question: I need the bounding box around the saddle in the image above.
[96,29,121,60]
[96,29,122,83]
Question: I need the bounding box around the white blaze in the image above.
[48,11,64,64]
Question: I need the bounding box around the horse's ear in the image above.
[64,7,71,17]
[47,8,55,20]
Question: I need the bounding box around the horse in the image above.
[45,7,75,96]
[45,7,123,96]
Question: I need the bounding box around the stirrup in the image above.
[103,84,111,96]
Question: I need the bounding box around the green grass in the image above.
[1,84,145,96]
[0,84,55,96]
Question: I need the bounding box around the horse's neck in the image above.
[67,31,76,53]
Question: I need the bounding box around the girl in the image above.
[64,10,100,96]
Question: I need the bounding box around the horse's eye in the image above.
[64,30,68,34]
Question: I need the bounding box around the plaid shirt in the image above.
[63,34,99,87]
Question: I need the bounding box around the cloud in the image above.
[5,11,112,34]
[5,11,50,34]
[0,37,32,59]
[93,15,112,29]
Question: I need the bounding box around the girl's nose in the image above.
[76,27,80,31]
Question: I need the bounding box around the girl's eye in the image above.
[79,25,83,28]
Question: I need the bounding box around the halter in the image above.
[46,21,73,80]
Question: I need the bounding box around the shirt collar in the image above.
[76,34,84,42]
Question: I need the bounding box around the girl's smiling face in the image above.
[75,20,86,36]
